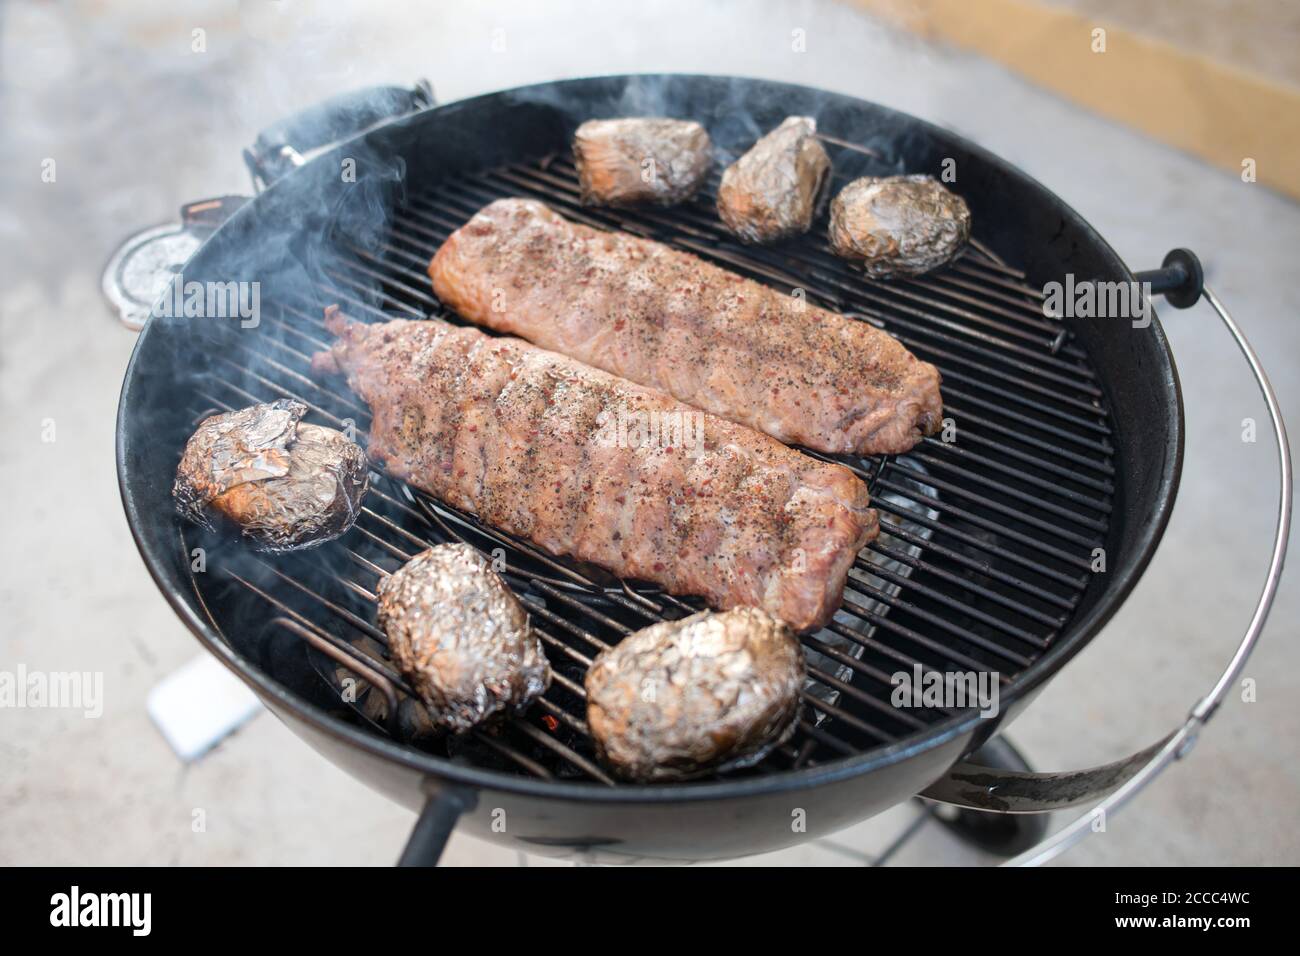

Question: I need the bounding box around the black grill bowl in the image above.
[116,75,1182,863]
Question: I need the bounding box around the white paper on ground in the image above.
[147,654,263,762]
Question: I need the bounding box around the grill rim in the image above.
[115,74,1185,803]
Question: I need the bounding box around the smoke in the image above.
[112,6,930,723]
[109,7,429,656]
[506,72,906,175]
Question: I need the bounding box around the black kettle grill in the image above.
[112,75,1291,865]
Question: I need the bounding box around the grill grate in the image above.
[182,149,1114,785]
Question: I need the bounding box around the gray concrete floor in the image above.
[1,0,1296,866]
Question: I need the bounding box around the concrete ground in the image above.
[1,0,1296,866]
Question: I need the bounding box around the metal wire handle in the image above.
[989,284,1292,865]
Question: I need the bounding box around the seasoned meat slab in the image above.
[312,308,877,632]
[429,198,943,455]
[717,115,829,244]
[377,543,551,733]
[573,118,712,206]
[586,607,805,781]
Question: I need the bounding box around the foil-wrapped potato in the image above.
[173,399,368,552]
[377,543,551,733]
[717,116,830,244]
[573,118,712,207]
[829,174,971,278]
[585,607,805,782]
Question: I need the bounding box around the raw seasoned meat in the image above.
[312,308,877,631]
[429,198,942,455]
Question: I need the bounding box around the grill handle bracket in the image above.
[1135,248,1204,309]
[922,267,1291,866]
[244,80,435,191]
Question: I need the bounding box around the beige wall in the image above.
[850,0,1300,200]
[1040,0,1300,88]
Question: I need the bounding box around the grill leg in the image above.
[929,737,1049,858]
[397,789,471,867]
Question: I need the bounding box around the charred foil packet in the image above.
[573,117,713,207]
[829,174,972,278]
[585,607,805,782]
[173,399,369,552]
[717,115,830,244]
[377,544,551,733]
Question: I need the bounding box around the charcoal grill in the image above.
[113,75,1290,865]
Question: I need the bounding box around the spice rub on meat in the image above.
[311,308,878,632]
[429,198,943,455]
